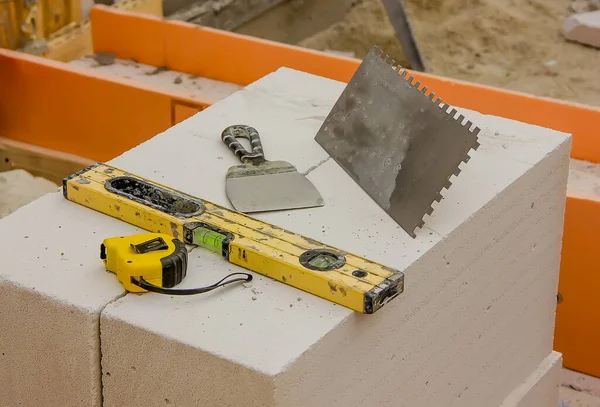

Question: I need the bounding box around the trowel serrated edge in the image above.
[370,45,483,140]
[369,45,482,236]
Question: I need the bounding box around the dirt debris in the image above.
[93,52,117,66]
[146,66,170,76]
[299,0,410,67]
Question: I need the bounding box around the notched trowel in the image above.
[222,124,324,213]
[314,45,481,237]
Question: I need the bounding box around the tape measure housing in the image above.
[101,233,187,293]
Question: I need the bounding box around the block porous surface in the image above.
[100,68,571,406]
[0,192,130,406]
[0,281,102,407]
[501,351,563,407]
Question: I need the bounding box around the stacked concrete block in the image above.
[0,67,571,406]
[0,191,132,406]
[563,10,600,48]
[101,68,570,406]
[501,352,563,407]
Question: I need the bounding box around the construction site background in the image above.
[1,0,600,405]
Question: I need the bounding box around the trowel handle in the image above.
[222,125,265,164]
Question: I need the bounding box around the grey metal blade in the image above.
[314,45,480,237]
[225,171,324,213]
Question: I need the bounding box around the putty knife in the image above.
[314,45,480,237]
[222,124,324,213]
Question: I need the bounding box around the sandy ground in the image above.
[240,0,600,107]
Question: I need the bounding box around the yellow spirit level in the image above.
[63,163,405,313]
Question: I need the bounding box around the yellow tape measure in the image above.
[101,232,252,294]
[63,163,404,313]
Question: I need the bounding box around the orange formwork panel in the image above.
[0,49,207,162]
[555,196,600,378]
[90,7,167,68]
[90,5,360,88]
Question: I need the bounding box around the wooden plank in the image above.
[0,137,95,184]
[45,21,94,62]
[44,0,163,62]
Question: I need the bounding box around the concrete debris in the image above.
[0,170,57,218]
[20,40,50,56]
[93,52,117,66]
[563,10,600,48]
[145,66,169,76]
[561,367,600,398]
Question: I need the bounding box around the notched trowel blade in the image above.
[314,45,481,237]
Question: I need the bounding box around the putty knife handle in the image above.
[222,125,265,164]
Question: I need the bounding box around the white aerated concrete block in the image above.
[0,192,132,406]
[98,68,571,407]
[501,351,563,407]
[563,10,600,48]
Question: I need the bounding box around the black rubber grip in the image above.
[160,239,188,288]
[221,125,265,163]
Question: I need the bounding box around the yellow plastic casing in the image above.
[101,233,177,293]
